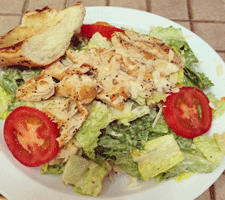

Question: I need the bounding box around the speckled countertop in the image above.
[0,0,225,199]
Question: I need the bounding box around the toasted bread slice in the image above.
[0,2,85,67]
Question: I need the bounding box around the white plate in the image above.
[1,6,225,200]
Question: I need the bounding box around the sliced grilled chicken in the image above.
[57,74,100,105]
[16,74,56,101]
[35,98,88,147]
[42,60,70,81]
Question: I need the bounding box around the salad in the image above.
[1,17,225,198]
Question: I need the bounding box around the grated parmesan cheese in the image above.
[169,49,175,62]
[217,64,223,77]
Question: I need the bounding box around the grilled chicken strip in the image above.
[31,97,88,147]
[57,74,100,105]
[16,74,56,101]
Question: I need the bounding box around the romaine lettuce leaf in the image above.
[96,129,142,179]
[183,64,214,90]
[0,88,15,119]
[193,135,223,164]
[0,88,24,119]
[155,151,216,182]
[0,68,41,119]
[214,133,225,154]
[0,68,24,95]
[96,109,170,179]
[207,92,225,120]
[132,134,184,181]
[76,101,112,159]
[76,101,151,159]
[62,155,108,197]
[84,32,112,50]
[0,68,41,95]
[173,172,195,182]
[40,162,66,175]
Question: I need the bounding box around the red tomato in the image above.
[4,106,60,167]
[163,87,212,138]
[81,23,125,39]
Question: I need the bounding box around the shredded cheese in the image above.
[152,104,163,128]
[217,64,223,77]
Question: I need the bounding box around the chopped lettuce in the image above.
[0,88,24,119]
[76,101,112,159]
[173,172,195,182]
[214,133,225,154]
[0,68,41,119]
[154,132,218,182]
[96,128,142,179]
[62,155,108,197]
[155,151,216,182]
[115,105,150,126]
[193,135,223,164]
[0,67,41,95]
[41,162,66,175]
[183,64,214,90]
[207,92,225,120]
[0,88,15,119]
[95,107,170,179]
[0,68,24,96]
[21,69,41,82]
[76,101,151,159]
[149,26,214,90]
[146,91,167,105]
[132,134,184,181]
[84,32,112,50]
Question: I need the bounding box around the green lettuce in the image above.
[193,135,223,164]
[155,133,217,182]
[0,68,24,96]
[76,101,112,159]
[207,92,225,120]
[76,101,151,159]
[95,107,170,179]
[0,68,41,119]
[183,64,214,90]
[0,67,41,95]
[0,88,15,119]
[132,134,184,181]
[214,133,225,154]
[41,162,66,175]
[155,151,216,182]
[0,88,24,119]
[62,155,108,197]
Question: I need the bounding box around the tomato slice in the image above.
[81,23,125,39]
[4,106,60,167]
[163,87,212,138]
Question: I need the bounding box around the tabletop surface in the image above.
[0,0,225,199]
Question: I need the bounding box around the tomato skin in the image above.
[163,87,212,138]
[81,24,125,39]
[4,106,60,167]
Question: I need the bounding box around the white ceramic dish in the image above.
[0,6,225,200]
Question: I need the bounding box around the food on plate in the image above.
[4,106,60,167]
[81,23,125,39]
[1,2,225,197]
[0,2,85,67]
[163,86,212,138]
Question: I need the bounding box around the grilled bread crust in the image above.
[0,2,85,67]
